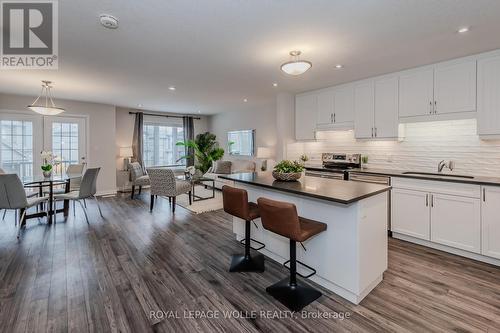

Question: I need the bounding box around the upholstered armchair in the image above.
[129,162,150,199]
[147,168,191,213]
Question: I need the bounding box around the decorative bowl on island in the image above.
[271,160,304,182]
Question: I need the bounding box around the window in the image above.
[51,122,80,176]
[227,129,255,156]
[143,122,185,167]
[0,120,34,178]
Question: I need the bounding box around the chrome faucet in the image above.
[438,160,447,172]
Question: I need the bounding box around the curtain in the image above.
[183,116,195,167]
[132,112,144,167]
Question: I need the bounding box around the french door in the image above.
[43,116,87,176]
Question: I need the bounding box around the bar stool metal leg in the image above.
[265,240,322,312]
[229,220,265,273]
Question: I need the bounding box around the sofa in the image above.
[203,159,256,189]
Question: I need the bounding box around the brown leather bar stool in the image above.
[257,197,327,312]
[222,185,265,272]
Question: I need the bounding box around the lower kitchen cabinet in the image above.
[391,188,430,240]
[481,186,500,259]
[430,193,481,254]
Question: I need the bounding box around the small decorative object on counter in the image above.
[272,160,304,181]
[299,154,309,165]
[40,150,58,178]
[361,155,369,168]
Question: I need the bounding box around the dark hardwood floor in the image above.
[1,193,500,332]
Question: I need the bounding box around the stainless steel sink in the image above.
[402,172,474,179]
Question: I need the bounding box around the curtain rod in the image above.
[129,111,201,120]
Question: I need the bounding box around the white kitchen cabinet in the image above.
[481,186,500,259]
[477,54,500,137]
[398,67,434,118]
[391,188,430,240]
[333,84,354,124]
[430,193,480,253]
[354,80,375,139]
[295,93,317,140]
[434,59,476,115]
[374,76,399,138]
[316,89,334,126]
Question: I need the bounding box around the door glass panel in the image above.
[0,120,34,178]
[51,122,80,176]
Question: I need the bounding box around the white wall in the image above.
[287,119,500,177]
[207,102,278,167]
[0,92,117,194]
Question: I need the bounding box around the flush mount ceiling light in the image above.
[27,81,65,116]
[243,98,248,102]
[168,86,176,91]
[100,14,119,29]
[280,50,312,76]
[272,82,278,87]
[335,64,344,69]
[457,26,470,33]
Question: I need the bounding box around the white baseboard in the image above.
[392,232,500,266]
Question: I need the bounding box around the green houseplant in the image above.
[176,132,225,173]
[272,160,304,181]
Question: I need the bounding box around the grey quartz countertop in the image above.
[219,172,391,205]
[348,168,500,187]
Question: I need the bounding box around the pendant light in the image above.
[27,81,65,115]
[280,50,312,76]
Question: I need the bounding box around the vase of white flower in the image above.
[40,150,56,178]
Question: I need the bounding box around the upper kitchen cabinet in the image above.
[434,59,476,115]
[316,88,334,127]
[295,93,317,141]
[399,58,477,121]
[477,53,500,138]
[399,67,434,118]
[354,76,400,139]
[374,76,399,138]
[354,80,375,139]
[316,84,354,130]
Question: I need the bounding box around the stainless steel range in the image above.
[305,153,361,180]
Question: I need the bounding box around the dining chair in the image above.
[53,167,103,223]
[44,163,85,195]
[147,168,191,213]
[0,168,39,220]
[0,174,50,238]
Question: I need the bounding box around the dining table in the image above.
[21,173,82,226]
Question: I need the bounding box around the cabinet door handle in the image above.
[333,113,336,123]
[429,101,433,114]
[425,194,428,207]
[434,100,437,114]
[371,127,374,137]
[330,113,333,123]
[430,194,434,207]
[483,188,486,202]
[375,127,377,137]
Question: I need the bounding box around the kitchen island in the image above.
[219,172,391,304]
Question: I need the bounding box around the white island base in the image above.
[232,183,388,305]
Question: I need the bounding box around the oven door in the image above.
[305,170,345,180]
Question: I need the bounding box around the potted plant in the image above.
[272,160,304,181]
[176,132,225,173]
[40,150,57,177]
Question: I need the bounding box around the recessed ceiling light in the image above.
[280,50,312,76]
[137,104,143,107]
[168,86,176,91]
[272,83,278,87]
[243,98,248,102]
[197,110,201,114]
[335,64,344,69]
[457,27,470,33]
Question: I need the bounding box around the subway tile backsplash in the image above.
[287,119,500,177]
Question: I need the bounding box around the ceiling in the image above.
[2,0,500,115]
